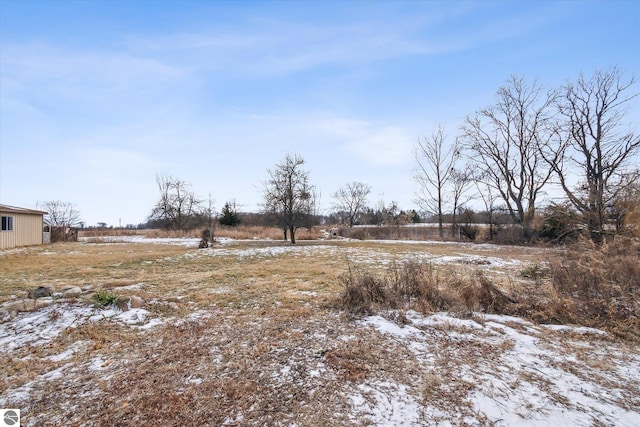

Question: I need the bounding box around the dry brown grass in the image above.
[338,240,640,341]
[81,225,324,241]
[215,225,321,241]
[338,261,517,318]
[2,238,638,425]
[545,238,640,340]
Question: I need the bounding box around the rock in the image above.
[129,296,144,309]
[5,298,53,313]
[28,286,53,299]
[63,287,83,298]
[168,302,179,311]
[116,296,144,311]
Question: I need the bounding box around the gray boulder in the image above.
[28,286,53,299]
[63,287,83,298]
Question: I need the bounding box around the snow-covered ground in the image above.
[0,303,160,354]
[358,311,640,426]
[1,238,637,425]
[2,303,638,426]
[79,235,202,246]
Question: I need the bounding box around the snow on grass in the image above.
[47,341,88,362]
[0,304,94,353]
[350,381,422,426]
[187,243,522,272]
[79,235,201,246]
[0,304,164,354]
[75,236,528,272]
[358,311,640,426]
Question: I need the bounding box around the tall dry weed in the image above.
[339,261,514,316]
[547,237,640,339]
[339,239,640,341]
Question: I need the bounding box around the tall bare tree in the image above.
[149,174,201,231]
[461,76,558,237]
[414,125,459,238]
[332,182,371,227]
[450,165,474,236]
[263,154,315,244]
[40,200,82,227]
[547,67,640,243]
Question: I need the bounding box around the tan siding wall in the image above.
[0,212,43,250]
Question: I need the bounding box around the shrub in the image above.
[339,266,390,314]
[459,224,479,241]
[338,261,512,316]
[93,291,119,307]
[338,241,640,341]
[347,228,366,240]
[539,202,583,243]
[547,238,640,339]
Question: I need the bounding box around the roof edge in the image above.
[0,204,48,215]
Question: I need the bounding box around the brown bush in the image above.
[338,241,640,341]
[547,238,640,339]
[338,261,515,316]
[339,265,391,314]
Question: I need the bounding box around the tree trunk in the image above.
[289,226,296,244]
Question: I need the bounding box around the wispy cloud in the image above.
[116,3,561,78]
[122,17,455,77]
[298,116,414,166]
[3,42,183,85]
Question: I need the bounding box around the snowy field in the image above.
[1,237,638,426]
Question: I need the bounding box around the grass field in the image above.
[1,237,639,426]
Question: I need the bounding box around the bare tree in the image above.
[263,154,315,244]
[461,76,558,237]
[450,165,474,236]
[41,200,82,227]
[474,172,501,240]
[414,125,459,238]
[332,182,371,227]
[547,67,640,243]
[149,174,201,231]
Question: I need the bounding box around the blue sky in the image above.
[1,0,639,226]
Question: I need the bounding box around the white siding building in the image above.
[0,204,47,250]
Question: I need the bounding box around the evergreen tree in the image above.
[219,201,241,227]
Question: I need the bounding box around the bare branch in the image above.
[332,182,371,227]
[551,66,639,242]
[262,154,315,244]
[413,124,459,238]
[460,76,556,236]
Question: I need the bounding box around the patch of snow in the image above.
[185,376,203,385]
[0,305,95,352]
[349,381,422,425]
[117,282,146,291]
[79,236,201,247]
[89,356,107,371]
[357,310,640,426]
[0,304,164,354]
[47,341,88,362]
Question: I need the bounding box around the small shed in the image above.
[0,204,47,250]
